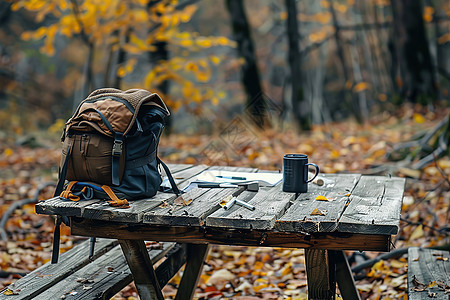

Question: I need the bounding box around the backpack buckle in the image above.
[112,140,123,156]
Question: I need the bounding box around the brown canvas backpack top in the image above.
[55,88,179,207]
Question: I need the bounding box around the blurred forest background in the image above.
[0,0,448,135]
[0,0,449,299]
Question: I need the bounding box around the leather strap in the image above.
[101,185,129,208]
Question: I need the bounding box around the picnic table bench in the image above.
[0,238,187,299]
[407,247,450,299]
[5,164,406,299]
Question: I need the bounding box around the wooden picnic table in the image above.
[35,164,405,300]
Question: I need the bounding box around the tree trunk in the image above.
[226,0,266,128]
[285,0,310,131]
[390,0,437,103]
[148,0,172,132]
[329,0,362,123]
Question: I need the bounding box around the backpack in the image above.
[54,88,180,207]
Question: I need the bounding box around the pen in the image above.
[216,175,246,180]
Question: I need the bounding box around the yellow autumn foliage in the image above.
[16,0,234,110]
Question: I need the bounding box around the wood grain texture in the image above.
[175,244,210,300]
[26,242,175,300]
[338,176,405,234]
[407,247,450,300]
[206,184,294,230]
[70,218,391,251]
[119,240,164,300]
[276,174,361,233]
[143,166,258,226]
[0,238,117,299]
[305,249,336,300]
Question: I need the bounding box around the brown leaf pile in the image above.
[0,105,449,299]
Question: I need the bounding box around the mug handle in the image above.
[306,163,319,183]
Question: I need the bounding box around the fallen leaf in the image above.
[310,208,327,216]
[2,288,20,295]
[410,225,424,240]
[315,195,328,201]
[207,269,234,285]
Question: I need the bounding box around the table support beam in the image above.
[333,250,361,300]
[175,243,210,300]
[305,249,336,300]
[119,239,164,300]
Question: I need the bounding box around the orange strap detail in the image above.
[101,185,129,208]
[60,181,80,201]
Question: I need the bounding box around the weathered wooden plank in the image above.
[35,197,103,217]
[80,195,166,223]
[206,184,294,230]
[168,164,210,190]
[36,164,209,222]
[33,242,175,300]
[275,174,361,233]
[407,247,450,300]
[338,176,405,235]
[143,187,235,226]
[143,166,259,226]
[164,164,194,175]
[70,218,391,251]
[0,238,117,299]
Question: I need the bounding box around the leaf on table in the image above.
[310,208,327,216]
[2,288,20,295]
[315,195,329,201]
[174,196,192,206]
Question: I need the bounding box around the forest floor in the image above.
[0,105,448,299]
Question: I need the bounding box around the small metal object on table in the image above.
[36,164,405,300]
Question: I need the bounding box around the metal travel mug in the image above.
[282,154,319,193]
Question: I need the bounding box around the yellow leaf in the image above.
[196,38,212,48]
[390,259,406,269]
[311,208,327,216]
[280,11,288,20]
[330,149,340,159]
[185,62,198,72]
[413,113,425,124]
[315,195,328,201]
[410,224,424,240]
[179,39,193,47]
[211,97,219,106]
[210,55,220,65]
[353,82,370,93]
[372,260,385,271]
[4,148,13,156]
[117,66,126,78]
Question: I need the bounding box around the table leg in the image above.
[175,243,210,300]
[332,250,361,300]
[119,239,164,300]
[305,249,336,300]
